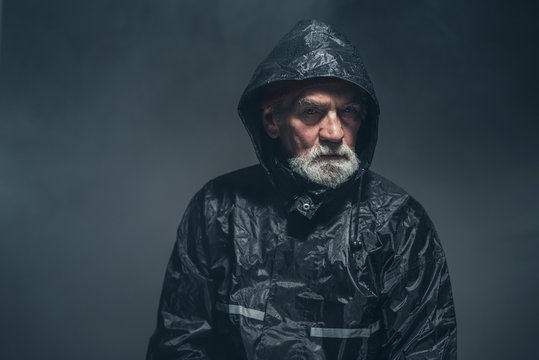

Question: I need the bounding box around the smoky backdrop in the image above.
[1,1,538,359]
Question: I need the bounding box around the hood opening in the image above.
[237,19,380,190]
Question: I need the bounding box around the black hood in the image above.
[238,19,380,188]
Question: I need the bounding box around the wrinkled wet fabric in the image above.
[147,19,457,360]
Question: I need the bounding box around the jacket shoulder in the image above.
[191,164,273,214]
[177,165,270,255]
[204,164,271,198]
[361,170,443,258]
[210,164,268,187]
[362,170,427,219]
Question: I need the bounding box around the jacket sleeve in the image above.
[379,204,457,360]
[146,191,216,360]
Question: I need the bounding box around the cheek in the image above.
[344,123,361,147]
[281,127,318,156]
[293,127,319,150]
[282,122,318,155]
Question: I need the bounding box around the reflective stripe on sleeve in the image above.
[215,302,265,321]
[310,320,380,338]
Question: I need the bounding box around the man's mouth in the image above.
[317,154,347,161]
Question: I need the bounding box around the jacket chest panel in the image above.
[218,202,381,359]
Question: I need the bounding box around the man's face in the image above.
[263,83,362,157]
[263,83,363,188]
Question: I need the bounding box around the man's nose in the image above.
[319,111,344,142]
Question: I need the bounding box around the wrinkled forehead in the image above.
[290,83,363,107]
[260,77,363,110]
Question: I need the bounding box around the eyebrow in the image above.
[295,98,325,108]
[294,97,361,110]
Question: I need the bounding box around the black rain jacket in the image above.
[147,19,457,360]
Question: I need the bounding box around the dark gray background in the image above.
[1,1,538,359]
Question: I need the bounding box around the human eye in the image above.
[296,106,322,124]
[343,105,358,113]
[340,105,360,120]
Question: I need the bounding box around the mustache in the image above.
[309,144,353,159]
[288,142,360,189]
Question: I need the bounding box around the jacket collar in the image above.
[269,155,364,220]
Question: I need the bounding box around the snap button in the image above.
[350,239,362,250]
[293,195,318,219]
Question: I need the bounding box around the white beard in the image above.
[288,143,360,189]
